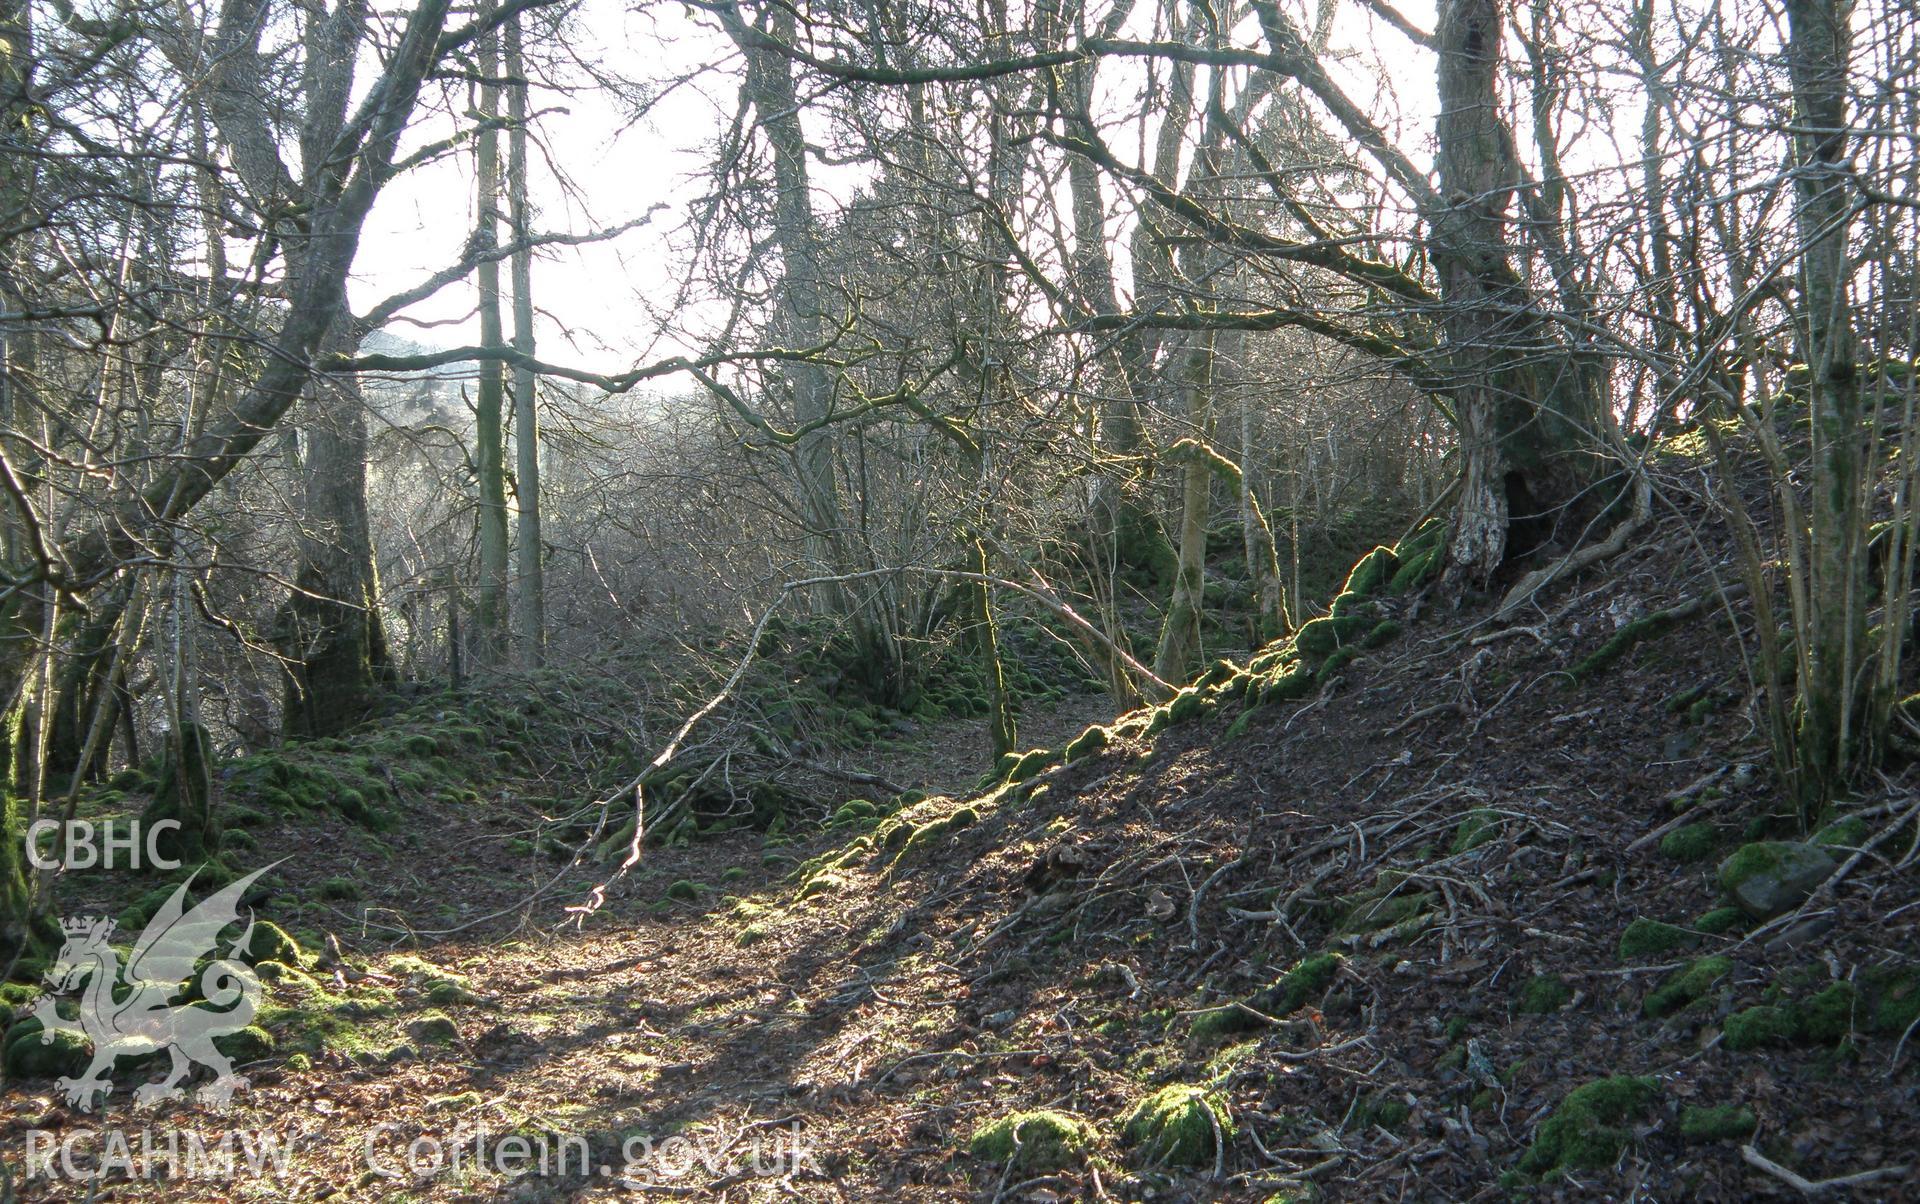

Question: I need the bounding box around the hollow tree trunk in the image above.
[1433,0,1606,582]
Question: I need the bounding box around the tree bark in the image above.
[473,6,512,666]
[1784,0,1865,804]
[1154,329,1216,681]
[728,6,852,610]
[1430,0,1605,582]
[284,333,391,737]
[507,10,544,668]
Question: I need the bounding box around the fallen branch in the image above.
[1740,1144,1909,1195]
[1383,701,1465,737]
[798,759,910,796]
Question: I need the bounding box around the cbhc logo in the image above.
[25,820,183,871]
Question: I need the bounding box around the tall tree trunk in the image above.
[1432,0,1605,582]
[271,0,391,728]
[1155,328,1216,681]
[728,6,851,612]
[1238,383,1289,640]
[1784,0,1865,804]
[1062,28,1174,593]
[284,333,391,737]
[473,7,511,665]
[506,11,544,668]
[0,0,47,967]
[1152,17,1234,681]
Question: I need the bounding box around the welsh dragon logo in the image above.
[29,861,283,1112]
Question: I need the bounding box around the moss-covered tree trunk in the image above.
[44,588,134,785]
[1783,0,1867,805]
[141,721,217,865]
[0,0,47,973]
[967,537,1016,758]
[1154,329,1216,683]
[1,663,53,970]
[1234,346,1288,641]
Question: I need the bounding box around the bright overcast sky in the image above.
[346,0,1443,374]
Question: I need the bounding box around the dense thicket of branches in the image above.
[1,0,1914,963]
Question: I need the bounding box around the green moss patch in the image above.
[1643,956,1731,1018]
[1450,808,1503,854]
[1064,725,1110,762]
[1190,953,1342,1040]
[1388,521,1445,593]
[1338,891,1431,935]
[240,921,306,968]
[1167,689,1211,724]
[1570,611,1685,682]
[1692,907,1746,935]
[968,1110,1094,1173]
[1724,981,1859,1050]
[1619,918,1697,961]
[1660,823,1719,863]
[1802,981,1859,1042]
[1871,966,1920,1035]
[1680,1104,1756,1142]
[319,876,362,901]
[1122,1084,1233,1168]
[1813,816,1869,849]
[1005,748,1060,784]
[1338,546,1398,602]
[1295,615,1372,659]
[1723,1004,1802,1050]
[1717,841,1838,919]
[407,1011,460,1045]
[213,1024,275,1062]
[1518,975,1574,1015]
[1260,664,1315,704]
[1516,1076,1660,1178]
[829,799,878,826]
[3,1020,91,1079]
[1270,952,1341,1014]
[1363,620,1404,648]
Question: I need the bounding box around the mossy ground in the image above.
[1516,1076,1660,1178]
[1518,975,1574,1015]
[1122,1084,1233,1167]
[9,500,1920,1197]
[967,1109,1095,1173]
[1644,956,1731,1018]
[1680,1104,1757,1142]
[1619,918,1697,960]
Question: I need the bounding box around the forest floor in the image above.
[7,471,1920,1201]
